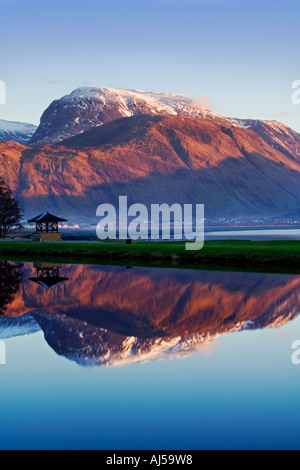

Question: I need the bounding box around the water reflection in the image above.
[0,261,300,367]
[0,261,23,316]
[29,263,68,288]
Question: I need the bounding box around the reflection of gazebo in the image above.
[28,212,67,241]
[29,263,68,288]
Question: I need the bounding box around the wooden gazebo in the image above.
[28,211,67,241]
[29,263,68,288]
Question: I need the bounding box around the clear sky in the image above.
[0,0,299,131]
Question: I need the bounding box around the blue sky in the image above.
[0,0,299,131]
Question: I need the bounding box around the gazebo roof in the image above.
[29,276,69,288]
[28,211,68,223]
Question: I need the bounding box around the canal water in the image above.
[0,261,299,449]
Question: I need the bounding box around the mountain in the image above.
[0,86,300,222]
[0,119,37,145]
[2,113,299,222]
[28,87,231,146]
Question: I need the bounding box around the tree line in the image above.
[0,177,22,239]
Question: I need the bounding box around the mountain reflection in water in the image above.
[0,261,299,367]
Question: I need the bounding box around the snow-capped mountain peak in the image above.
[29,86,223,146]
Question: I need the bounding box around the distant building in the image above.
[28,211,67,242]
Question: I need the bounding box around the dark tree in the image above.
[0,177,23,239]
[0,261,23,315]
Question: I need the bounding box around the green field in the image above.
[1,239,300,273]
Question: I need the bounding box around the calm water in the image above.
[0,261,300,450]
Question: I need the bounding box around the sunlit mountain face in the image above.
[0,87,300,223]
[0,262,300,368]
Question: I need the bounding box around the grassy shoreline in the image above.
[1,239,300,273]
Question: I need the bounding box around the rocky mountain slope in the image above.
[234,119,300,163]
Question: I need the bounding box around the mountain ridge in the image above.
[0,119,37,145]
[28,86,299,148]
[29,86,222,146]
